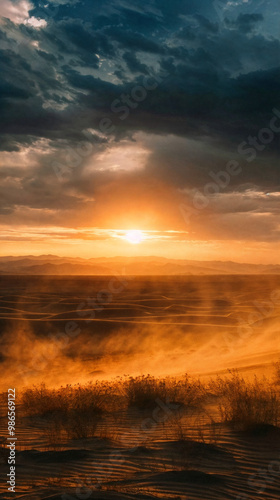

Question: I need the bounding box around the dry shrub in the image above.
[21,381,109,415]
[176,375,205,408]
[21,384,67,416]
[169,407,219,445]
[64,408,100,440]
[195,412,221,445]
[212,371,280,430]
[21,381,110,440]
[123,374,205,410]
[20,375,205,442]
[169,411,189,441]
[44,420,64,450]
[123,375,169,409]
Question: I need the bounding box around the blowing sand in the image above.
[0,275,280,499]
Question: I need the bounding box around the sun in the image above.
[124,230,144,244]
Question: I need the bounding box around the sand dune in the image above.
[0,275,280,387]
[1,275,280,499]
[1,393,280,499]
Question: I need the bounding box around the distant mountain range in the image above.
[0,255,279,275]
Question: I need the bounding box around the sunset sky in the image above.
[0,0,279,263]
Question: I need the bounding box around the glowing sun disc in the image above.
[125,230,144,244]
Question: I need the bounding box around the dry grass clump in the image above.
[211,371,280,430]
[21,381,111,440]
[123,374,205,410]
[21,384,68,416]
[123,375,169,409]
[179,375,206,408]
[20,375,205,441]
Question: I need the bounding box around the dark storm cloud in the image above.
[122,52,149,75]
[103,26,165,55]
[0,0,279,228]
[225,13,264,33]
[1,1,279,147]
[194,14,219,34]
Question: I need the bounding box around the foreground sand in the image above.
[1,275,280,498]
[1,369,280,500]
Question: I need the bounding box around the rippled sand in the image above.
[0,275,280,499]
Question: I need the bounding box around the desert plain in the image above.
[0,274,280,500]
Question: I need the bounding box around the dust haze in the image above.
[1,275,280,390]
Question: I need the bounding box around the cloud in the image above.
[0,0,279,254]
[122,51,149,74]
[0,0,32,24]
[225,12,264,32]
[24,15,47,28]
